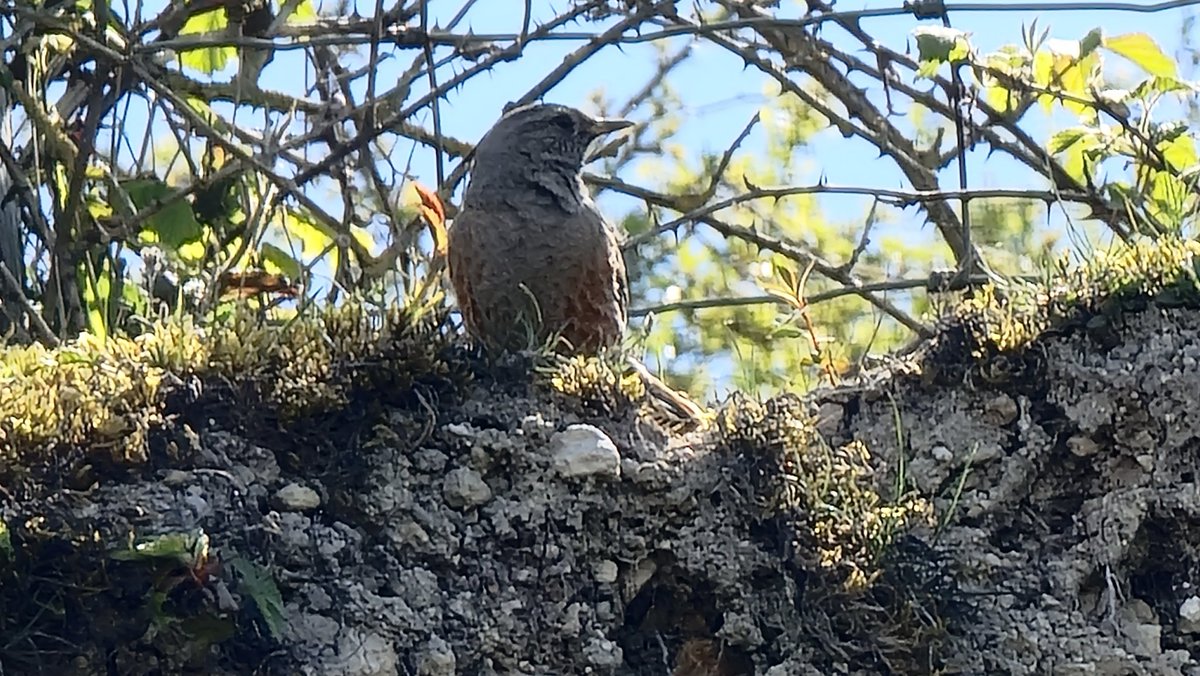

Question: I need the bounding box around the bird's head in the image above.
[471,103,633,172]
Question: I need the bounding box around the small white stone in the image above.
[582,635,623,667]
[1179,596,1200,633]
[931,445,953,462]
[550,424,621,478]
[1068,435,1100,457]
[273,483,321,511]
[592,559,619,584]
[442,468,492,509]
[444,422,479,438]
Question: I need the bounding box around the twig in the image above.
[0,261,59,347]
[630,272,1005,317]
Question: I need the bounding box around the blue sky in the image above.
[154,0,1196,259]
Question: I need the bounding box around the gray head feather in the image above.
[465,104,632,204]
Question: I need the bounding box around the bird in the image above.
[447,102,704,423]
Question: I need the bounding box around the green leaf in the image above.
[80,256,112,340]
[261,242,302,280]
[1047,127,1090,154]
[1079,28,1103,57]
[1159,132,1198,173]
[1149,170,1188,226]
[178,9,235,74]
[123,177,204,252]
[1103,32,1177,78]
[912,26,972,70]
[230,558,286,639]
[290,0,318,22]
[111,529,209,569]
[0,517,11,563]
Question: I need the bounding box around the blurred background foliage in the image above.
[0,0,1197,402]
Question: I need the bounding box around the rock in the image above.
[335,629,397,676]
[549,424,621,478]
[582,634,623,668]
[1179,596,1200,633]
[442,467,492,508]
[592,559,619,584]
[416,635,456,676]
[983,393,1019,425]
[931,444,953,462]
[815,402,844,435]
[1120,599,1162,657]
[161,469,191,486]
[1068,435,1100,457]
[273,483,321,511]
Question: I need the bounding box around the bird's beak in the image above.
[588,117,635,137]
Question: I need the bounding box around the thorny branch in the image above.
[0,0,1193,362]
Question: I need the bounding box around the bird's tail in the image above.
[626,359,708,430]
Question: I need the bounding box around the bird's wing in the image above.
[552,209,629,350]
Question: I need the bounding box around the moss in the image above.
[941,237,1200,361]
[716,394,932,590]
[714,393,945,671]
[535,351,646,416]
[0,297,460,464]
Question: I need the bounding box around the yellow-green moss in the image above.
[0,299,456,462]
[536,352,646,411]
[714,394,946,671]
[952,237,1200,357]
[715,394,932,591]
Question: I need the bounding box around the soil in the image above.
[2,304,1199,675]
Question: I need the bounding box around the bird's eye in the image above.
[549,113,575,131]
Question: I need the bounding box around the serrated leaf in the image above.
[280,209,337,260]
[1103,32,1176,78]
[984,83,1014,114]
[1032,39,1099,114]
[178,9,235,74]
[1149,170,1187,220]
[230,558,286,639]
[123,177,204,252]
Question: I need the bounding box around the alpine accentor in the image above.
[448,102,703,422]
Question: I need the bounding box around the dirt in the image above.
[2,304,1200,675]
